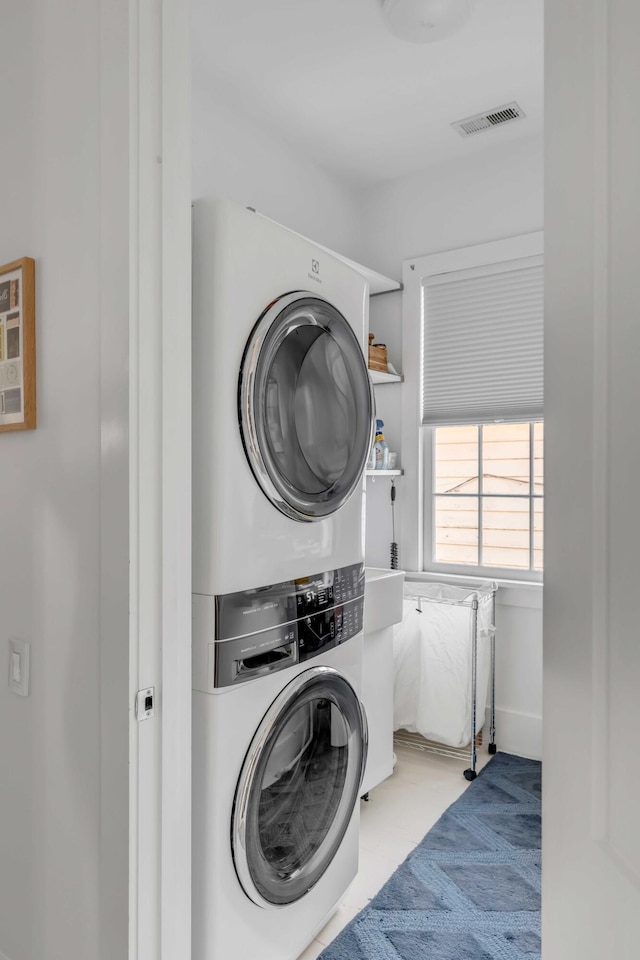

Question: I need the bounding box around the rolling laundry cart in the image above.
[393,580,498,780]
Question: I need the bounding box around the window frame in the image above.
[400,232,544,580]
[423,420,543,582]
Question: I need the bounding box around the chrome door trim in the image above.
[232,665,368,909]
[238,291,374,522]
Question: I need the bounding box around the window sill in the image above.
[406,571,543,610]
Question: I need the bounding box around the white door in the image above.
[544,1,640,957]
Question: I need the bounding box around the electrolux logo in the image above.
[308,258,322,284]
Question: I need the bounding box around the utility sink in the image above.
[364,567,405,634]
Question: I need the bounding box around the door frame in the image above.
[544,0,640,956]
[127,0,192,956]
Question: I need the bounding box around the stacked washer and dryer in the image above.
[192,199,375,960]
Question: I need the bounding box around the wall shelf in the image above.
[369,370,403,385]
[365,469,403,477]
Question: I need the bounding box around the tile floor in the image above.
[296,741,491,960]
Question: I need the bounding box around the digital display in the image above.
[217,563,365,642]
[294,563,364,619]
[298,598,364,662]
[298,609,334,659]
[295,581,334,618]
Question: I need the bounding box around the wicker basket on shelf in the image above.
[368,333,388,373]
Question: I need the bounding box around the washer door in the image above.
[233,666,368,907]
[239,292,374,521]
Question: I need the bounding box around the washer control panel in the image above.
[212,563,365,688]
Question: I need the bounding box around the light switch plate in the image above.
[8,638,30,697]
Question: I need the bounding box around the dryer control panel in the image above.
[212,563,365,688]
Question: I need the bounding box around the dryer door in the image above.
[232,666,367,907]
[239,292,374,521]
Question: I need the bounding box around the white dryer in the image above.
[192,198,374,597]
[192,563,367,960]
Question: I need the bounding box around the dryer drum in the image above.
[239,292,375,522]
[232,666,368,907]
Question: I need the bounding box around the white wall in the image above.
[361,134,544,759]
[0,5,35,955]
[493,588,543,760]
[192,76,363,260]
[0,2,129,958]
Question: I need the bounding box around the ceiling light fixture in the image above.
[380,0,476,43]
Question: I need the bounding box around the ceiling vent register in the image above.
[452,101,526,137]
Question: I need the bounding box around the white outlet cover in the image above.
[8,638,30,697]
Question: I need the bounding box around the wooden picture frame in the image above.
[0,257,36,432]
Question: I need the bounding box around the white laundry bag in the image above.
[392,582,495,748]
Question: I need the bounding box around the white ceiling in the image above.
[192,0,543,187]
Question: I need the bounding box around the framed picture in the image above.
[0,257,36,432]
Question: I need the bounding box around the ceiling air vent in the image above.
[452,101,526,137]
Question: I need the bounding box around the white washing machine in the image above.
[192,197,374,597]
[192,563,367,960]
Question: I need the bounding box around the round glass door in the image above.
[239,292,374,522]
[232,666,367,907]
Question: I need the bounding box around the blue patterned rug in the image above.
[320,752,541,960]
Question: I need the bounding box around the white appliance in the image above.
[192,564,367,960]
[192,197,374,598]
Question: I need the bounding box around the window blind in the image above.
[421,255,543,425]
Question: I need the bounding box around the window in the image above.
[431,421,543,574]
[403,231,545,580]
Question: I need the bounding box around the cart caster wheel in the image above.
[488,742,497,755]
[361,792,369,802]
[463,768,477,782]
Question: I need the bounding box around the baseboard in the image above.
[488,706,542,761]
